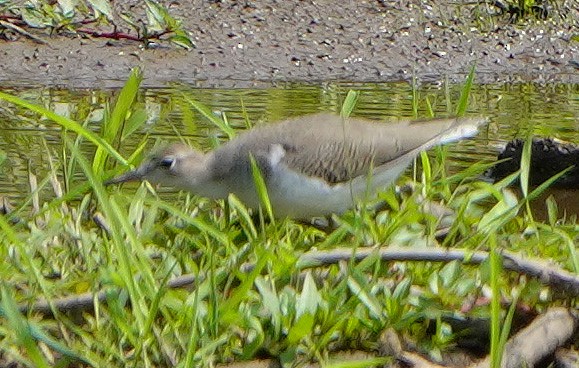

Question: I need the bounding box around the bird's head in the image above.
[106,143,210,190]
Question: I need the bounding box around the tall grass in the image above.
[0,69,576,367]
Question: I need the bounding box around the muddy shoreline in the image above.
[1,1,578,88]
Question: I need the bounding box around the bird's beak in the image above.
[104,169,144,185]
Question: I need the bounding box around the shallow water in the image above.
[0,81,577,204]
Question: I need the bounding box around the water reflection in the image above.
[0,82,577,204]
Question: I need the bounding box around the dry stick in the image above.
[298,247,579,295]
[0,20,48,44]
[18,274,199,315]
[469,307,579,368]
[19,247,579,315]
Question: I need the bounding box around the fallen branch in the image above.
[469,307,579,368]
[298,247,579,295]
[18,273,199,315]
[18,246,579,315]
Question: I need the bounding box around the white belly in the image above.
[261,160,411,219]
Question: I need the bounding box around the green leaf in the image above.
[279,346,298,366]
[489,233,505,368]
[241,316,265,359]
[526,166,573,201]
[87,0,113,20]
[347,276,383,321]
[287,313,315,344]
[121,107,148,141]
[144,0,167,32]
[255,277,282,336]
[296,272,321,318]
[94,67,143,173]
[545,196,558,226]
[439,261,460,288]
[428,272,440,295]
[420,150,432,185]
[21,8,50,28]
[341,90,359,118]
[119,12,140,31]
[392,278,411,300]
[106,67,143,142]
[29,321,92,365]
[57,0,77,17]
[171,34,194,50]
[477,189,519,233]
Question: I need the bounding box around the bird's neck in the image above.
[178,152,230,200]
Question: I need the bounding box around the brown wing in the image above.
[212,113,485,185]
[275,113,480,184]
[280,134,386,184]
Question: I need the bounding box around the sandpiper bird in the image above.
[107,113,488,219]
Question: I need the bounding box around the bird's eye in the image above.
[159,157,175,169]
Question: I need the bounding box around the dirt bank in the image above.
[0,0,578,88]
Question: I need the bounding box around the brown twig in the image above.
[0,15,25,24]
[75,28,142,42]
[76,28,172,42]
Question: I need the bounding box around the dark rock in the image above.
[487,137,579,188]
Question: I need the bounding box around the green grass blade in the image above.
[0,91,127,166]
[182,95,237,139]
[94,68,144,174]
[249,153,275,223]
[489,233,503,368]
[519,136,532,199]
[29,321,93,365]
[455,64,476,116]
[106,67,143,142]
[66,139,151,333]
[412,76,419,118]
[153,200,230,244]
[324,357,391,368]
[219,247,271,321]
[498,291,518,363]
[341,90,359,118]
[0,284,50,368]
[526,166,573,201]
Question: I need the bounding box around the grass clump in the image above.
[0,69,576,367]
